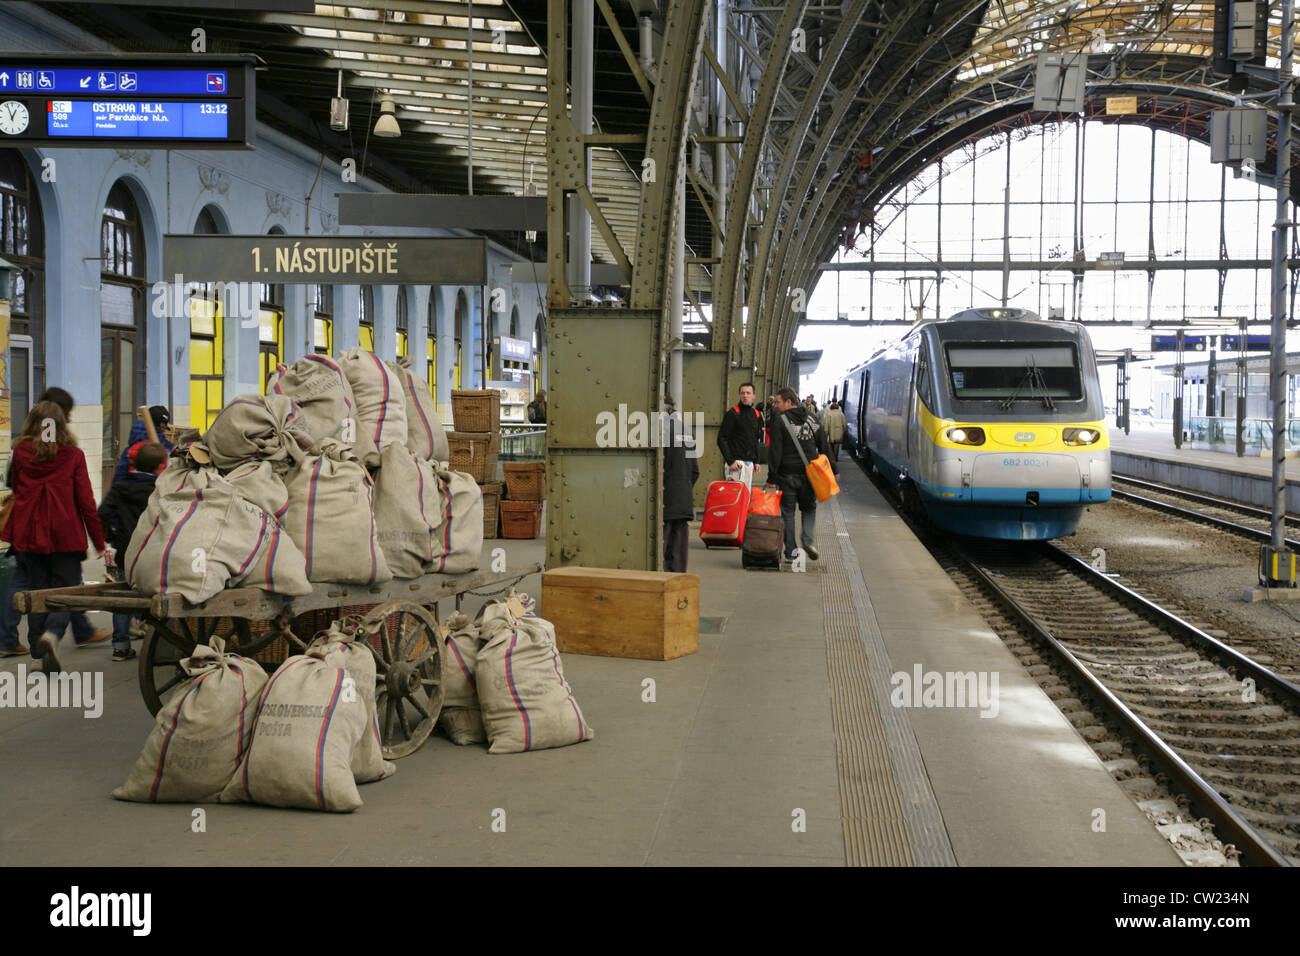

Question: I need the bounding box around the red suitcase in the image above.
[699,480,750,548]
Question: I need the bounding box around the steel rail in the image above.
[951,539,1294,868]
[1113,474,1300,526]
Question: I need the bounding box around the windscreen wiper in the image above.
[998,362,1035,411]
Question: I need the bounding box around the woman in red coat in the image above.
[8,400,110,673]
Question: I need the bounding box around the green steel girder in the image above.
[711,0,811,357]
[758,0,992,375]
[630,0,709,310]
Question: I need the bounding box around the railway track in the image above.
[1111,475,1300,549]
[869,464,1300,865]
[950,539,1300,866]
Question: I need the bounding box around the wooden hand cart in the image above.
[14,564,541,759]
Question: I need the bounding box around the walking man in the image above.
[767,387,835,562]
[662,397,699,573]
[717,382,765,487]
[823,401,847,461]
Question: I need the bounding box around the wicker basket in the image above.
[500,500,543,539]
[448,431,500,483]
[481,481,502,539]
[451,389,502,433]
[503,462,546,501]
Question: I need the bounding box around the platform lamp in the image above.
[373,93,401,138]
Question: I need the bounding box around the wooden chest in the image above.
[541,567,700,661]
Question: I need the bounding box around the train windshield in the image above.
[944,343,1082,402]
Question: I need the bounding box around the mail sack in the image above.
[306,620,394,784]
[372,444,445,579]
[284,441,392,585]
[200,393,314,474]
[268,354,373,461]
[339,347,407,464]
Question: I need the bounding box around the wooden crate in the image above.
[481,481,502,539]
[451,389,502,432]
[503,461,546,501]
[447,430,500,483]
[541,567,699,661]
[499,499,542,539]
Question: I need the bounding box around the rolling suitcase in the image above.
[741,514,785,569]
[699,480,749,548]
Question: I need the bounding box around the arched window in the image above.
[0,150,45,433]
[358,287,375,351]
[453,290,466,389]
[396,288,409,358]
[509,305,519,340]
[100,180,147,489]
[313,285,333,356]
[190,205,225,430]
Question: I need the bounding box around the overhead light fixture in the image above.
[329,70,348,131]
[373,94,400,138]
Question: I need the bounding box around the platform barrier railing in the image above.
[1187,416,1300,454]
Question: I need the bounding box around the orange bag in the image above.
[748,486,782,516]
[805,454,840,503]
[781,415,840,503]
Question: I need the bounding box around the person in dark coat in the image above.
[767,387,836,562]
[98,441,167,662]
[8,401,110,673]
[662,397,700,573]
[112,405,174,484]
[716,382,765,486]
[0,387,111,657]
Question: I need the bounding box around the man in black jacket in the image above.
[98,441,167,661]
[662,398,700,572]
[716,382,766,487]
[766,387,835,562]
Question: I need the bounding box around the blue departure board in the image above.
[0,55,254,149]
[47,100,230,139]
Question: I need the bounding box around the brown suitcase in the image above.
[541,567,699,660]
[741,514,784,569]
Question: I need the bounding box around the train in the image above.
[825,307,1111,540]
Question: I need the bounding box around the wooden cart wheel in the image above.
[359,602,444,759]
[138,616,251,716]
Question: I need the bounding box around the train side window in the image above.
[916,341,934,409]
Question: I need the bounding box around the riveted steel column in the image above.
[547,0,706,570]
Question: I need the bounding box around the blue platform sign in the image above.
[1151,335,1207,352]
[1219,335,1271,352]
[0,55,254,149]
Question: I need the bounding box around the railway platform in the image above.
[0,465,1180,866]
[1111,429,1300,513]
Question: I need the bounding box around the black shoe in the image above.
[112,647,137,662]
[38,634,63,675]
[805,546,819,561]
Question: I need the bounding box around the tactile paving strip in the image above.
[821,497,957,866]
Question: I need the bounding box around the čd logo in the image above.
[1014,431,1035,442]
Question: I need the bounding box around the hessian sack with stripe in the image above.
[112,638,268,804]
[220,655,368,812]
[267,354,374,463]
[339,347,407,467]
[372,444,446,579]
[124,477,311,605]
[428,468,483,575]
[438,610,486,746]
[387,356,450,463]
[476,594,593,755]
[199,393,315,475]
[306,620,395,783]
[284,440,392,585]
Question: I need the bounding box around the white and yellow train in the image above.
[830,308,1111,539]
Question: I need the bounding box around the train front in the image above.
[918,317,1111,540]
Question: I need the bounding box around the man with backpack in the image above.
[716,382,766,487]
[767,387,836,563]
[98,441,168,662]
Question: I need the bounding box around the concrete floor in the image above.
[0,468,1182,866]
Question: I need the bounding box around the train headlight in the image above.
[945,426,985,446]
[1063,427,1101,446]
